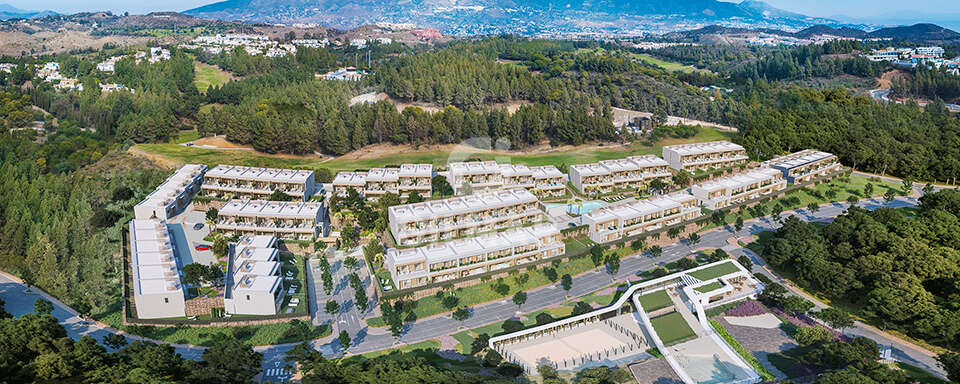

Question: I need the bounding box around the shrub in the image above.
[794,326,835,345]
[725,300,767,317]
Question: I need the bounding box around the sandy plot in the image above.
[723,313,781,329]
[510,328,626,367]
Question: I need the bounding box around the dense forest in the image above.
[734,83,960,182]
[891,65,960,102]
[0,298,264,383]
[761,189,960,349]
[0,130,162,315]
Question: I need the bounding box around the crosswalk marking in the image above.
[264,368,291,376]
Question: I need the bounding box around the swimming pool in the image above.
[545,200,606,215]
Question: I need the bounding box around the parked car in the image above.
[568,222,577,228]
[193,223,204,230]
[195,244,211,251]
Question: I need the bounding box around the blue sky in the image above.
[5,0,960,24]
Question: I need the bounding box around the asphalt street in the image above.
[0,195,946,381]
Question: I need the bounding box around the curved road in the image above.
[0,195,946,380]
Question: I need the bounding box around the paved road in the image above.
[1,195,945,381]
[869,87,960,112]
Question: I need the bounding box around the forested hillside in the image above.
[761,190,960,349]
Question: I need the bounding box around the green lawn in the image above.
[99,309,330,346]
[650,312,697,345]
[631,53,705,73]
[638,290,673,312]
[687,261,739,281]
[452,331,475,354]
[173,129,199,144]
[133,126,733,174]
[194,62,231,93]
[357,339,441,359]
[896,362,950,384]
[695,281,724,293]
[563,236,595,254]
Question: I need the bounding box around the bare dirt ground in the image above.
[183,135,326,160]
[611,107,738,132]
[191,136,250,149]
[127,146,180,169]
[0,30,161,56]
[877,69,908,90]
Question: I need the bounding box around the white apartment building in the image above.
[448,161,504,195]
[568,155,672,195]
[128,219,186,319]
[762,149,841,184]
[582,192,701,243]
[216,200,323,240]
[332,164,433,199]
[661,141,748,172]
[691,168,787,210]
[134,164,207,221]
[201,165,319,201]
[530,165,566,198]
[388,188,541,247]
[223,235,283,316]
[386,223,565,289]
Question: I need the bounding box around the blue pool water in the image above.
[545,200,606,215]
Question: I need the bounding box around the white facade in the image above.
[216,200,322,240]
[332,164,433,199]
[568,155,671,195]
[691,168,787,210]
[762,149,841,184]
[530,165,566,198]
[661,141,748,172]
[449,161,503,195]
[583,192,701,243]
[134,164,207,221]
[386,223,564,290]
[201,165,318,201]
[129,219,186,319]
[224,235,283,315]
[388,188,541,246]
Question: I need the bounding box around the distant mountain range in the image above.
[0,3,57,20]
[673,22,960,43]
[181,0,848,35]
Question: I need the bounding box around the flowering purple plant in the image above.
[725,300,767,317]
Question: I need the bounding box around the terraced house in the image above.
[448,161,503,195]
[499,164,566,198]
[691,167,787,210]
[568,155,672,195]
[582,192,701,243]
[387,188,542,247]
[134,164,207,221]
[201,165,319,201]
[661,140,748,172]
[216,200,323,240]
[385,223,564,289]
[223,235,284,316]
[128,219,186,319]
[762,149,841,184]
[331,164,433,199]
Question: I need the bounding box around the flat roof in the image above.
[389,188,536,223]
[531,165,563,179]
[500,164,533,178]
[135,164,206,211]
[693,168,782,193]
[449,161,501,175]
[219,199,321,219]
[763,150,836,170]
[205,165,313,183]
[662,140,745,156]
[386,223,559,266]
[332,171,367,186]
[130,219,184,296]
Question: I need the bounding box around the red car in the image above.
[195,245,211,251]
